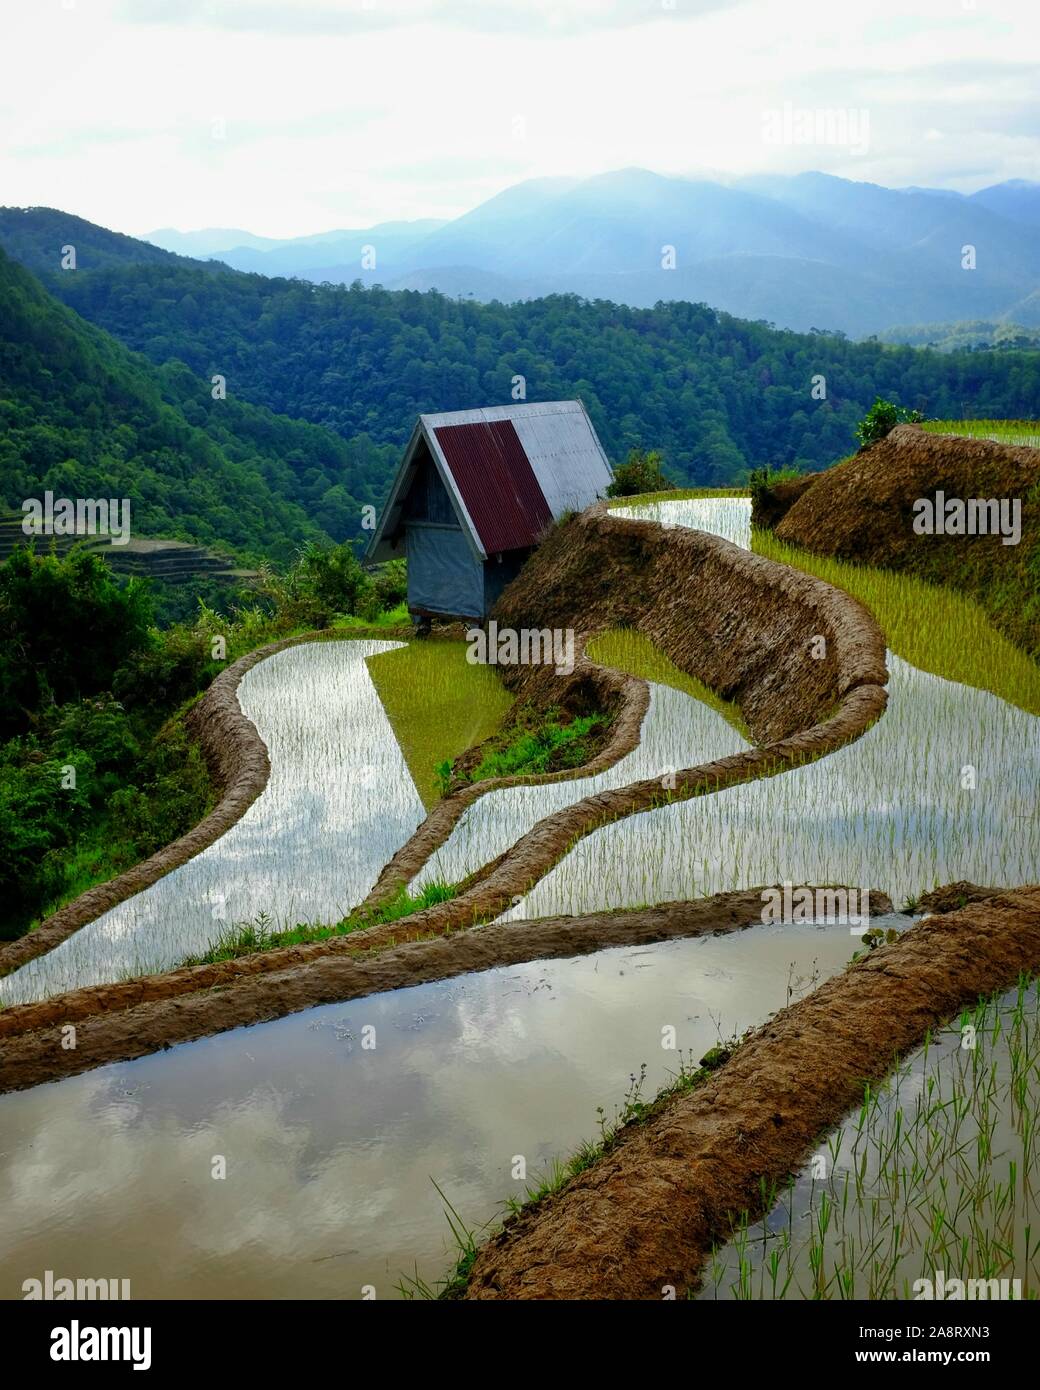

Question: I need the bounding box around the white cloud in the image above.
[1,0,1037,235]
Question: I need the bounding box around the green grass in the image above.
[588,627,751,739]
[366,640,513,807]
[332,601,410,630]
[753,529,1040,717]
[465,708,611,782]
[177,881,457,966]
[923,419,1040,450]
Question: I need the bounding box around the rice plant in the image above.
[414,658,748,891]
[504,498,1039,920]
[923,419,1040,450]
[701,977,1040,1300]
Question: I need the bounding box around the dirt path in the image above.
[461,886,1040,1300]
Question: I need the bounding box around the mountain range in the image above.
[144,169,1040,339]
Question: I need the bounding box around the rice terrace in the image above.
[2,1,1040,1360]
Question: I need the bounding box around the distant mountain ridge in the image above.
[138,169,1040,337]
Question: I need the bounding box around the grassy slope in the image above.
[771,427,1040,662]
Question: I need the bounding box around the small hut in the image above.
[366,400,613,622]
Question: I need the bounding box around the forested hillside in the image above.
[40,255,1040,484]
[0,206,200,275]
[0,250,390,559]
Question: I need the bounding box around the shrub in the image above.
[605,448,674,498]
[0,547,154,736]
[856,397,924,449]
[371,558,407,611]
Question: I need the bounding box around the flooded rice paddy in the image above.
[611,494,752,549]
[0,918,906,1300]
[700,978,1040,1300]
[3,495,1036,1301]
[501,652,1040,918]
[502,498,1039,918]
[0,642,426,1006]
[414,675,747,890]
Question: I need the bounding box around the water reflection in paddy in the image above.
[0,919,900,1300]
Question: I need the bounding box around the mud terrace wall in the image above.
[497,503,888,744]
[462,886,1040,1301]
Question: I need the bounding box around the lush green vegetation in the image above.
[855,396,925,447]
[178,881,458,966]
[752,530,1040,716]
[605,448,673,497]
[439,704,613,792]
[33,254,1040,485]
[0,248,389,572]
[0,206,196,275]
[0,542,407,940]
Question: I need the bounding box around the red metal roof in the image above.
[434,419,553,554]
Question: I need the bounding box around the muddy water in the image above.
[0,642,425,1006]
[0,918,905,1300]
[699,980,1040,1299]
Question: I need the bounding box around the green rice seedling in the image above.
[923,419,1040,451]
[414,643,748,892]
[754,530,1040,716]
[504,498,1038,921]
[701,978,1040,1300]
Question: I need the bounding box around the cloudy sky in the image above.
[2,0,1037,237]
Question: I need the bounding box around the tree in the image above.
[855,396,925,448]
[0,547,154,736]
[606,448,674,498]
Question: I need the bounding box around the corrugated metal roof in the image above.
[367,399,613,563]
[434,419,553,554]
